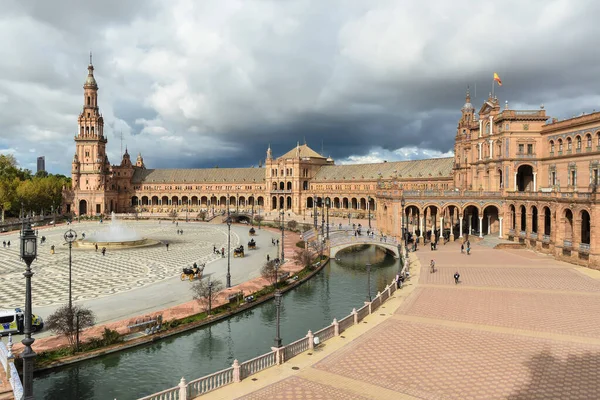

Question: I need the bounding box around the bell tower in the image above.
[71,54,112,216]
[72,53,110,192]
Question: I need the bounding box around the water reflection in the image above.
[34,245,398,400]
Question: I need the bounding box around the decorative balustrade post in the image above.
[271,346,284,365]
[387,284,391,297]
[352,308,358,325]
[307,330,314,351]
[6,334,14,380]
[365,301,372,314]
[233,359,241,383]
[333,318,339,336]
[178,377,187,400]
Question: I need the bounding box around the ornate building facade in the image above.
[66,62,599,268]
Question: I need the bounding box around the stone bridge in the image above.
[328,230,400,258]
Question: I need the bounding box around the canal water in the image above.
[33,245,399,400]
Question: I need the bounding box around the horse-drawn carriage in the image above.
[248,239,256,250]
[249,227,256,236]
[180,263,205,281]
[233,245,245,258]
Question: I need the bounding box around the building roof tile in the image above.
[132,168,265,184]
[313,157,454,181]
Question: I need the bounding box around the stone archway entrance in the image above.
[79,199,87,216]
[482,205,500,236]
[516,165,535,192]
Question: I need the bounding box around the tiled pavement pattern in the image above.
[0,221,239,307]
[237,376,371,400]
[232,241,600,400]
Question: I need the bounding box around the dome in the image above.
[462,102,474,111]
[84,64,98,88]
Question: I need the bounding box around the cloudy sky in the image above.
[1,0,599,174]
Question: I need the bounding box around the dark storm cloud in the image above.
[1,0,600,173]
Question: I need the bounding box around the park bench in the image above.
[278,271,291,282]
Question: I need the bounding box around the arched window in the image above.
[576,136,581,149]
[567,137,572,150]
[87,96,91,106]
[558,139,563,152]
[550,140,554,153]
[485,124,490,134]
[587,134,592,148]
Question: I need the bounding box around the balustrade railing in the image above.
[0,337,24,400]
[338,314,354,333]
[543,234,550,243]
[138,385,181,400]
[314,325,336,342]
[563,240,572,248]
[240,352,276,379]
[187,367,234,397]
[283,337,310,360]
[508,229,516,235]
[580,243,591,253]
[530,233,538,239]
[520,231,526,237]
[139,279,398,399]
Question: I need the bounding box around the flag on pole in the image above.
[493,72,502,86]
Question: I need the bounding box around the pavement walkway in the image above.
[6,225,304,355]
[202,239,600,399]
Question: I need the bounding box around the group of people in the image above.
[460,239,471,255]
[176,229,184,235]
[430,259,461,284]
[2,240,11,248]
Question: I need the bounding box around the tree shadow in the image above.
[508,349,600,399]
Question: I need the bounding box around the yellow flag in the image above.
[493,73,502,86]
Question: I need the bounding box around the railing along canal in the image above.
[139,278,399,399]
[0,335,24,400]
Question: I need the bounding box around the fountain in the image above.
[74,212,160,249]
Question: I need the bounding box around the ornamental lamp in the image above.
[20,221,37,264]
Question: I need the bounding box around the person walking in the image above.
[454,271,460,284]
[95,243,98,252]
[102,247,106,256]
[460,243,464,254]
[430,259,436,273]
[166,242,169,251]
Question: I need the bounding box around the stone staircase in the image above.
[479,235,525,250]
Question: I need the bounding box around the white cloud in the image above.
[0,0,599,174]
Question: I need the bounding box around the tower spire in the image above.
[89,51,93,66]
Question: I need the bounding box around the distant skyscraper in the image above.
[37,156,45,173]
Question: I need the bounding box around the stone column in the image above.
[439,216,444,240]
[498,217,503,238]
[489,139,494,158]
[487,215,492,235]
[533,172,537,192]
[450,209,455,241]
[489,115,494,135]
[419,215,424,244]
[459,215,464,238]
[468,214,472,235]
[514,172,518,191]
[479,119,483,137]
[478,142,483,160]
[479,216,484,238]
[411,210,416,235]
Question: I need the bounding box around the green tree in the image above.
[261,260,278,286]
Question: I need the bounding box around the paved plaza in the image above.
[208,240,600,400]
[0,221,283,334]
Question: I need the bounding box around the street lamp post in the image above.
[366,263,372,302]
[251,194,255,226]
[326,198,330,239]
[208,279,214,315]
[313,195,317,229]
[401,196,407,247]
[367,196,372,230]
[321,199,325,238]
[64,229,77,310]
[280,209,285,262]
[20,219,38,400]
[226,213,232,288]
[274,289,282,348]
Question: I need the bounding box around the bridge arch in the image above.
[330,242,400,259]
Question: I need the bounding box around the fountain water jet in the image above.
[74,212,160,249]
